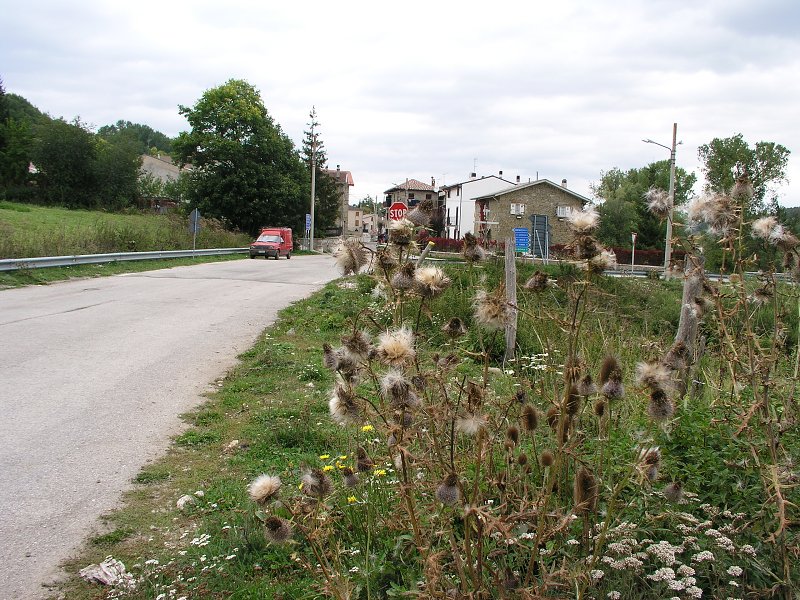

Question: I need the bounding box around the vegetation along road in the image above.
[0,255,337,599]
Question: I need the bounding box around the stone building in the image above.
[473,179,589,258]
[322,166,354,235]
[384,178,437,207]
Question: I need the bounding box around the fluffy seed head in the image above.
[593,399,606,417]
[589,249,616,274]
[461,233,487,263]
[329,384,360,426]
[540,449,555,467]
[377,327,416,367]
[636,362,673,392]
[523,270,551,292]
[389,218,415,246]
[731,174,754,201]
[341,330,372,358]
[248,474,281,505]
[473,288,513,330]
[455,413,486,436]
[436,473,460,505]
[301,468,333,498]
[406,205,431,227]
[546,405,560,430]
[599,355,622,385]
[752,216,778,241]
[578,373,597,396]
[264,516,293,544]
[645,187,671,220]
[567,206,600,234]
[376,246,399,271]
[333,239,368,276]
[565,385,582,417]
[414,266,451,298]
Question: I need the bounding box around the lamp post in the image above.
[643,122,678,278]
[631,231,637,269]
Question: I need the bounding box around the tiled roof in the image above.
[323,169,354,186]
[473,179,591,204]
[439,175,514,190]
[384,178,435,193]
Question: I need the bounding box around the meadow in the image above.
[0,201,251,259]
[58,194,798,599]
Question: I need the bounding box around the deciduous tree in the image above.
[698,133,789,213]
[592,161,696,249]
[173,79,308,235]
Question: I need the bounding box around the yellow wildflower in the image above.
[339,455,347,460]
[323,465,334,472]
[374,469,387,477]
[347,496,358,504]
[319,454,330,460]
[361,425,374,433]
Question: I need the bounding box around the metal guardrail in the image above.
[0,248,249,272]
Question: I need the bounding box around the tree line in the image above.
[0,78,340,236]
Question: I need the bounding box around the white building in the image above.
[440,173,517,239]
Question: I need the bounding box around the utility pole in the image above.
[309,111,316,252]
[643,122,678,279]
[664,123,677,278]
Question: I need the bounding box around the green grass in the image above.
[0,200,251,259]
[53,257,799,599]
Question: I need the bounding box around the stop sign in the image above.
[388,201,408,221]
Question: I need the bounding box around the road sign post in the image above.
[188,208,201,253]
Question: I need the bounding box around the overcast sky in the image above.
[3,0,799,207]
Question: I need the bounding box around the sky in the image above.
[3,0,800,207]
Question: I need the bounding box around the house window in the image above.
[510,203,526,216]
[446,208,451,225]
[408,193,415,200]
[355,219,359,226]
[556,205,573,219]
[447,190,451,198]
[426,193,432,200]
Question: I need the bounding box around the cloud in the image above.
[2,0,798,205]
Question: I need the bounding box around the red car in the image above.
[249,227,293,259]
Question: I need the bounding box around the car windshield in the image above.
[256,234,282,243]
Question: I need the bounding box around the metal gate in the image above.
[529,214,550,259]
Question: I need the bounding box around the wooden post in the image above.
[505,238,518,363]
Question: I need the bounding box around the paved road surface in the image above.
[0,256,337,599]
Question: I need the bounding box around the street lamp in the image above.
[631,231,637,269]
[643,122,678,278]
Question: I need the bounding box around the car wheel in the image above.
[286,253,291,259]
[250,255,255,259]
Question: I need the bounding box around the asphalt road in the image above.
[0,255,338,599]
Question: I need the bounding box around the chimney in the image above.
[431,177,435,187]
[561,178,567,188]
[470,172,477,179]
[499,170,503,177]
[337,165,340,171]
[516,175,520,183]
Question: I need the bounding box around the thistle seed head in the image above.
[663,481,684,503]
[441,317,467,338]
[264,516,293,544]
[436,473,460,505]
[332,239,368,275]
[301,467,333,498]
[329,384,360,426]
[523,270,551,292]
[356,446,375,472]
[248,474,281,505]
[574,466,598,514]
[521,404,539,431]
[567,206,600,234]
[645,187,671,220]
[341,466,359,488]
[540,449,555,467]
[473,287,513,330]
[391,262,417,291]
[414,266,452,298]
[377,327,416,367]
[455,413,486,436]
[647,389,675,421]
[389,218,415,246]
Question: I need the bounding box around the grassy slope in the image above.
[0,201,251,259]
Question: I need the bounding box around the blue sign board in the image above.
[513,228,529,252]
[305,213,312,232]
